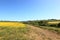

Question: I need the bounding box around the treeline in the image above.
[22,19,60,28]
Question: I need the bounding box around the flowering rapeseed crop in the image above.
[0,22,26,27]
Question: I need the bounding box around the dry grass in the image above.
[0,26,30,40]
[40,26,60,34]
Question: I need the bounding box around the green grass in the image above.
[40,26,60,34]
[0,26,30,40]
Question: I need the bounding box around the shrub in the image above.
[57,23,60,28]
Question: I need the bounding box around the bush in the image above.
[57,23,60,28]
[49,24,57,27]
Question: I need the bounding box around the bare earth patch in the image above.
[26,25,60,40]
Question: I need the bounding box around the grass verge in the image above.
[40,26,60,35]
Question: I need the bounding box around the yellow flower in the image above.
[0,22,26,28]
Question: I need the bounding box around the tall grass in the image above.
[0,26,30,40]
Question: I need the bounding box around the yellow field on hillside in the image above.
[48,21,60,24]
[0,22,26,27]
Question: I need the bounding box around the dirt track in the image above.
[26,25,60,40]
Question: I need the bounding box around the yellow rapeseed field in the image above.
[0,22,26,28]
[48,21,60,24]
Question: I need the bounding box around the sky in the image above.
[0,0,60,21]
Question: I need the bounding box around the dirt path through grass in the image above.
[27,25,60,40]
[0,25,60,40]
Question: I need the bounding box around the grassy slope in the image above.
[0,22,29,40]
[0,26,30,40]
[0,25,60,40]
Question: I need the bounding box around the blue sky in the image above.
[0,0,60,21]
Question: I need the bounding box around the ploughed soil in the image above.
[26,25,60,40]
